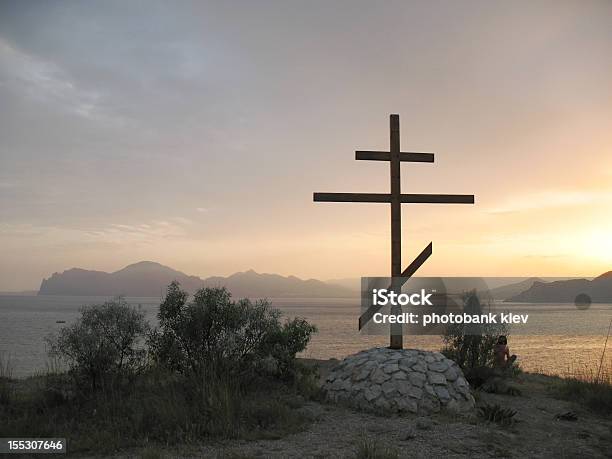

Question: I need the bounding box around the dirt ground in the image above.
[112,359,612,459]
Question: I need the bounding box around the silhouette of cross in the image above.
[313,114,475,349]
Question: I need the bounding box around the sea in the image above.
[1,295,611,378]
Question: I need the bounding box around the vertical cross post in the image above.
[389,114,403,349]
[313,114,475,350]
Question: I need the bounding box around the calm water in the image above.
[1,295,611,378]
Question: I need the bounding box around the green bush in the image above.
[441,291,509,370]
[149,282,317,381]
[3,285,319,452]
[47,299,149,391]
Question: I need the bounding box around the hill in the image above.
[38,262,354,298]
[38,261,204,296]
[203,269,353,298]
[487,277,544,300]
[506,272,612,303]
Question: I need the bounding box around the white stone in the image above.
[395,380,409,395]
[408,372,426,387]
[353,367,372,381]
[423,383,435,397]
[364,384,382,401]
[398,357,418,370]
[371,368,391,384]
[382,380,398,396]
[406,385,423,399]
[428,361,449,372]
[427,371,446,385]
[444,367,458,382]
[397,398,418,413]
[434,386,451,401]
[322,348,474,415]
[382,363,400,374]
[412,362,428,373]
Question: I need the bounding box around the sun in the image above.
[580,228,612,268]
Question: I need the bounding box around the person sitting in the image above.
[494,335,517,369]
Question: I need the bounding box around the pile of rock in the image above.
[323,348,474,415]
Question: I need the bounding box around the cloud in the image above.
[0,37,121,123]
[522,254,567,259]
[171,216,193,225]
[0,218,193,247]
[92,220,190,243]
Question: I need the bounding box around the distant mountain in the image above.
[487,277,544,300]
[325,277,361,292]
[506,272,612,303]
[38,261,204,296]
[38,262,354,298]
[203,269,354,298]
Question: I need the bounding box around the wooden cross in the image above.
[313,114,475,349]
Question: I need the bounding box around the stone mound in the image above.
[323,348,475,415]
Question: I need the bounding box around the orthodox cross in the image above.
[313,114,475,349]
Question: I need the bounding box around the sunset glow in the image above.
[1,1,611,289]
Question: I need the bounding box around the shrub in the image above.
[3,287,318,452]
[47,299,149,391]
[441,291,509,370]
[261,317,318,381]
[149,282,317,381]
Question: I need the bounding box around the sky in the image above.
[0,0,611,290]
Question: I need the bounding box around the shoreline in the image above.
[4,341,610,381]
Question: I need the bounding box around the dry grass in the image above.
[557,358,612,385]
[0,368,314,455]
[354,433,400,459]
[549,358,612,416]
[0,352,12,378]
[0,352,14,405]
[478,403,517,426]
